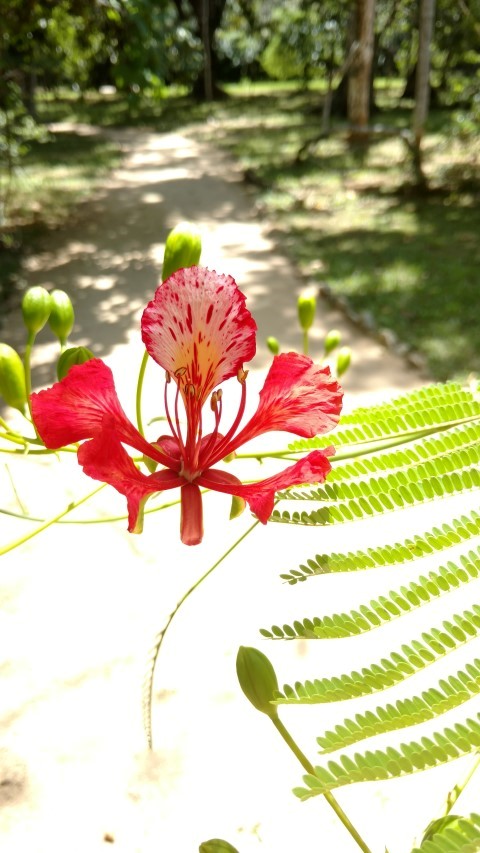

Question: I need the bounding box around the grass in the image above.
[0,123,122,312]
[1,81,479,380]
[195,84,480,381]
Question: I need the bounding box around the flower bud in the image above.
[236,646,279,718]
[162,222,202,281]
[143,455,158,474]
[421,815,463,844]
[57,346,95,380]
[21,286,51,335]
[336,346,352,377]
[266,336,280,355]
[48,289,75,346]
[199,840,240,853]
[0,343,27,412]
[324,328,341,355]
[297,293,316,332]
[229,495,246,519]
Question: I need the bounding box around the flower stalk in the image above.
[270,715,374,853]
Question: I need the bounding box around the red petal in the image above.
[180,483,204,546]
[222,353,343,455]
[78,429,183,533]
[31,359,166,462]
[199,448,334,523]
[141,267,257,405]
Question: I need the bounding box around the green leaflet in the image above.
[316,660,480,753]
[293,716,480,799]
[302,423,480,486]
[271,467,480,526]
[274,606,480,704]
[283,438,480,501]
[262,547,480,639]
[280,509,480,583]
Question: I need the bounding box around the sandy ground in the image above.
[1,126,477,853]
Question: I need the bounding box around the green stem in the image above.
[0,429,28,447]
[143,515,261,748]
[1,494,182,524]
[23,331,36,422]
[440,750,480,817]
[0,483,106,557]
[0,445,77,455]
[234,413,480,466]
[136,350,149,437]
[271,715,374,853]
[303,329,309,356]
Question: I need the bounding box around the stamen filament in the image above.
[210,377,247,463]
[199,390,223,466]
[173,381,187,464]
[164,375,180,443]
[164,375,187,466]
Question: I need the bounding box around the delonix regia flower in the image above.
[31,267,343,545]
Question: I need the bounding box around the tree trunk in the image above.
[173,0,227,100]
[200,0,213,101]
[412,0,436,187]
[347,0,376,141]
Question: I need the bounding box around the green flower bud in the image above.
[324,328,341,355]
[297,293,316,332]
[336,346,352,377]
[236,646,279,718]
[421,815,463,844]
[57,346,95,381]
[162,222,202,281]
[21,286,52,335]
[266,336,280,355]
[199,840,240,853]
[48,289,75,346]
[0,343,27,412]
[229,495,246,520]
[143,455,158,474]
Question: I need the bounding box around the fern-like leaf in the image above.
[262,547,480,639]
[275,606,480,704]
[316,659,480,753]
[271,467,480,526]
[280,509,480,584]
[293,715,480,799]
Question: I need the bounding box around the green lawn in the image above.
[197,84,480,381]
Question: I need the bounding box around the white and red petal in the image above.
[78,429,183,533]
[31,359,167,465]
[219,353,343,458]
[198,448,334,523]
[141,267,257,404]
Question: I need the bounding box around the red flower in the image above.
[31,267,343,545]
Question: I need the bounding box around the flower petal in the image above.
[199,448,334,523]
[141,267,257,404]
[221,353,343,455]
[31,359,167,463]
[78,428,183,533]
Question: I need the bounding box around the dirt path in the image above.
[0,127,440,853]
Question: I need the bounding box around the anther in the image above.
[165,371,171,383]
[237,367,248,384]
[185,383,195,397]
[175,366,187,378]
[210,391,218,411]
